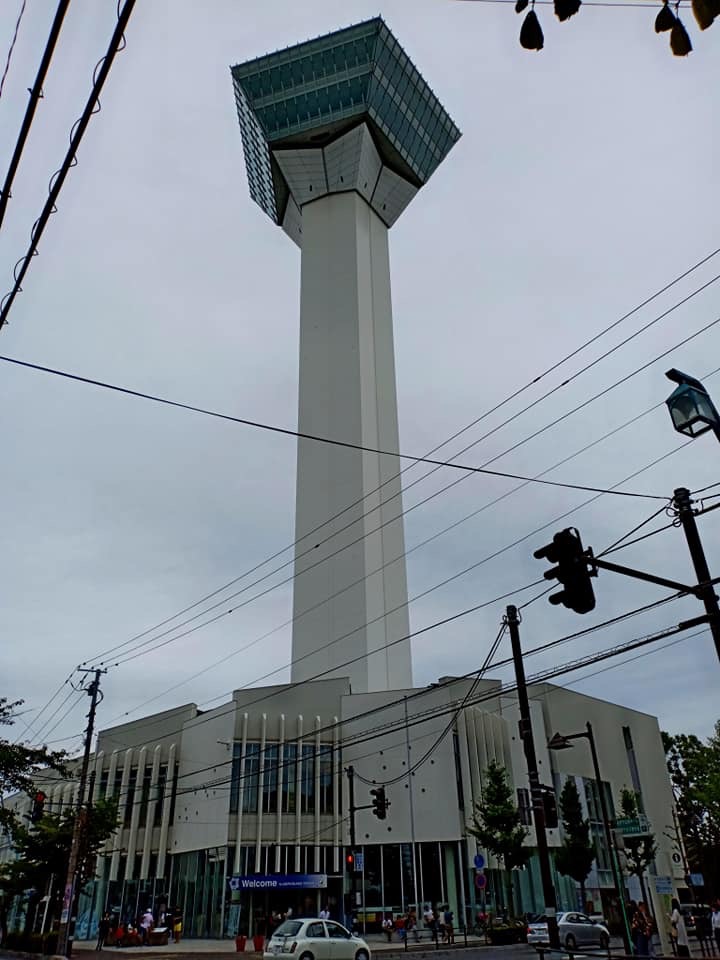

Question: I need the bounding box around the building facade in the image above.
[0,676,686,941]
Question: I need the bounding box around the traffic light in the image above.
[533,527,596,614]
[345,852,360,874]
[370,786,389,820]
[540,785,558,829]
[30,791,46,823]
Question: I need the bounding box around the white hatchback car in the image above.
[265,919,371,960]
[527,912,611,950]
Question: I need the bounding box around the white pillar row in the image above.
[156,743,176,880]
[140,745,162,879]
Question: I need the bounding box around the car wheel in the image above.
[355,951,369,960]
[299,953,314,960]
[599,933,609,949]
[565,935,577,951]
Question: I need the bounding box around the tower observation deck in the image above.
[232,18,460,693]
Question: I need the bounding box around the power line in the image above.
[0,0,28,99]
[29,250,720,672]
[0,0,136,329]
[0,353,668,500]
[0,0,72,232]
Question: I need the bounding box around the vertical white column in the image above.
[314,716,321,872]
[233,714,248,875]
[291,192,411,694]
[125,745,147,880]
[294,716,303,872]
[157,743,176,879]
[255,715,267,870]
[332,716,340,874]
[276,715,285,870]
[141,745,162,879]
[110,749,133,882]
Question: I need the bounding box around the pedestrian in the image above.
[96,913,111,951]
[712,902,720,953]
[638,903,654,957]
[172,908,183,944]
[140,908,154,945]
[319,906,330,921]
[382,914,394,942]
[443,907,454,944]
[671,899,690,958]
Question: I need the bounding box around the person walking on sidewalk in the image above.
[96,913,111,951]
[712,902,720,953]
[671,899,690,958]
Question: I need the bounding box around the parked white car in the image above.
[265,919,371,960]
[527,912,610,950]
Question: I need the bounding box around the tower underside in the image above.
[291,191,411,692]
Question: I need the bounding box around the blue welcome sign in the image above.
[229,874,328,891]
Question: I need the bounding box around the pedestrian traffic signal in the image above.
[30,790,46,823]
[346,852,360,874]
[533,527,596,614]
[370,786,389,820]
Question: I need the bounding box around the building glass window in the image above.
[318,746,333,814]
[301,744,315,814]
[124,768,137,827]
[154,764,167,826]
[242,743,261,814]
[282,744,298,813]
[263,745,279,814]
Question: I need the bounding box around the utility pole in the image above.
[506,606,560,950]
[674,487,720,663]
[56,668,105,958]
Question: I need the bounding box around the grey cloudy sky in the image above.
[1,0,718,758]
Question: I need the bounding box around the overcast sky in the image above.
[1,0,718,760]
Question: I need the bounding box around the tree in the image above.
[0,799,119,934]
[662,721,720,895]
[0,698,67,834]
[555,778,595,911]
[468,760,530,915]
[618,788,657,905]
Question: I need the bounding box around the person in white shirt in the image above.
[670,899,689,958]
[711,903,720,953]
[319,907,330,920]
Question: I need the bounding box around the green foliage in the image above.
[555,778,595,903]
[663,720,720,894]
[618,787,657,879]
[0,799,119,901]
[0,698,67,835]
[468,760,530,870]
[468,761,529,912]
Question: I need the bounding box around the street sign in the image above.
[474,873,487,890]
[654,876,673,895]
[672,852,682,864]
[616,815,652,836]
[354,853,364,872]
[229,874,328,890]
[690,873,705,886]
[474,854,485,870]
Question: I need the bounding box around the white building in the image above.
[1,675,685,940]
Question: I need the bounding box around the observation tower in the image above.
[232,18,460,692]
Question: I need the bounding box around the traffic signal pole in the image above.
[346,766,357,924]
[674,487,720,664]
[56,669,105,958]
[506,606,560,950]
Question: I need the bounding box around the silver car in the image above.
[527,912,610,950]
[264,919,371,960]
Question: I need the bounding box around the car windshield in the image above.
[273,921,303,938]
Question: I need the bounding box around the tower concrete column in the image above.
[292,191,410,691]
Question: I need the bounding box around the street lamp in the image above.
[665,368,720,441]
[547,722,632,955]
